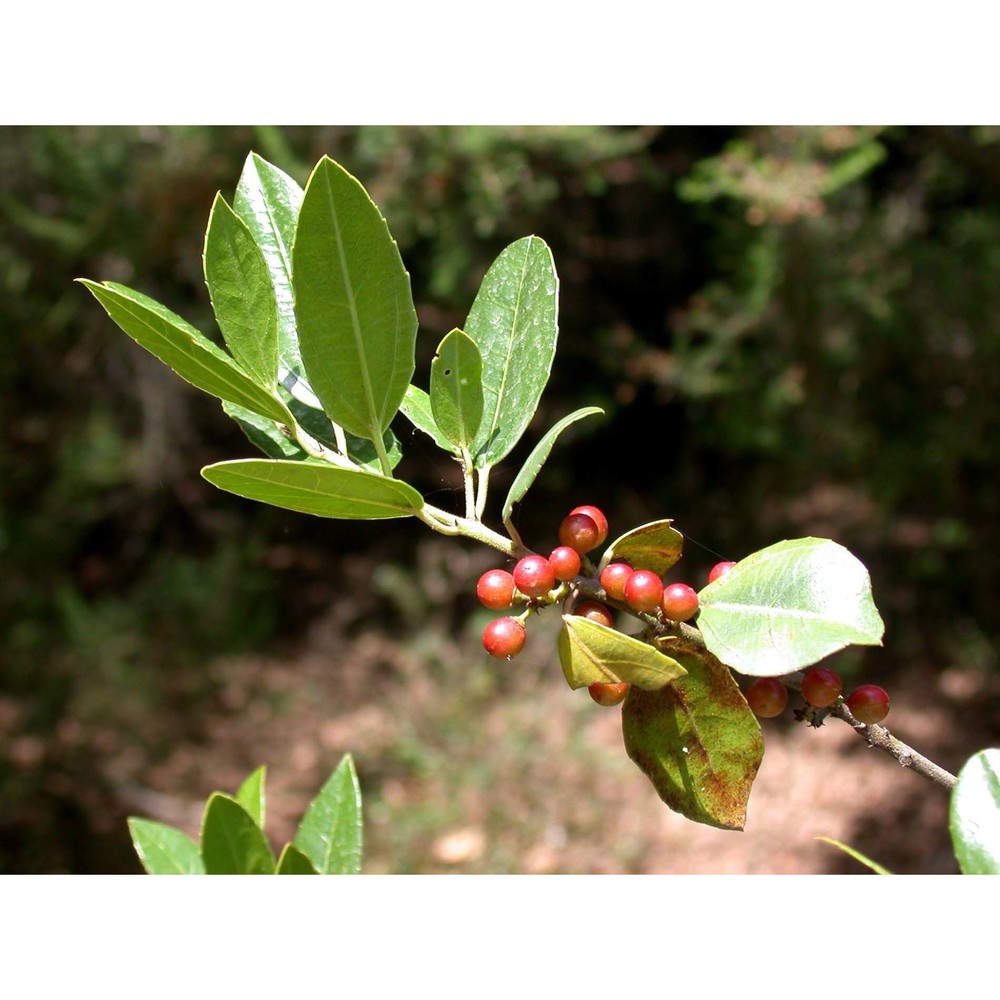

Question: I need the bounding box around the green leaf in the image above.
[127,818,205,875]
[430,329,483,450]
[275,843,320,875]
[233,152,304,380]
[502,406,604,523]
[816,836,892,875]
[223,401,305,459]
[697,537,885,677]
[80,280,293,426]
[465,236,559,469]
[200,793,275,874]
[293,754,363,875]
[950,748,1000,874]
[558,615,687,691]
[400,385,459,455]
[622,643,764,830]
[293,156,417,443]
[236,765,267,829]
[204,194,278,388]
[202,459,423,520]
[600,519,684,576]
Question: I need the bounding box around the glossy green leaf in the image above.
[503,406,604,523]
[622,643,764,830]
[400,385,459,455]
[950,748,1000,874]
[465,236,559,469]
[430,329,483,450]
[600,519,684,576]
[80,280,293,425]
[204,194,278,388]
[293,754,363,875]
[293,157,417,443]
[236,765,267,829]
[223,401,305,459]
[558,615,687,691]
[697,537,885,677]
[233,152,304,379]
[202,459,422,519]
[275,843,320,875]
[127,818,205,875]
[200,793,275,875]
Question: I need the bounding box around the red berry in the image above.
[476,569,515,610]
[708,561,736,583]
[600,562,633,602]
[568,505,608,547]
[661,582,699,622]
[559,512,601,554]
[746,678,788,718]
[573,600,615,628]
[588,681,630,706]
[549,545,582,582]
[801,666,843,708]
[624,570,663,614]
[482,617,526,659]
[512,554,556,598]
[846,685,890,725]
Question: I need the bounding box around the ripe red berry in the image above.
[476,569,515,610]
[588,681,630,706]
[573,600,615,628]
[568,505,608,547]
[559,512,601,554]
[624,569,664,614]
[746,678,788,718]
[482,617,526,659]
[661,582,699,622]
[708,561,736,584]
[549,545,582,582]
[846,684,890,725]
[801,666,843,708]
[512,554,556,598]
[600,562,633,602]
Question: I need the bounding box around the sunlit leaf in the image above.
[236,765,267,829]
[127,818,205,875]
[600,519,684,576]
[430,328,483,451]
[950,748,1000,874]
[400,385,459,455]
[275,843,320,875]
[294,754,363,875]
[200,793,275,875]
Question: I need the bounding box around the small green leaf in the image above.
[558,615,687,690]
[466,236,559,469]
[950,748,1000,874]
[204,194,278,388]
[816,836,892,874]
[400,385,459,455]
[293,157,417,444]
[600,519,684,576]
[697,538,885,677]
[80,280,293,426]
[236,765,267,829]
[293,754,363,875]
[200,793,275,875]
[275,844,320,875]
[502,406,604,523]
[622,643,764,831]
[430,329,483,450]
[127,818,205,875]
[202,459,423,520]
[223,401,305,459]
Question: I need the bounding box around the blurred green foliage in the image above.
[2,125,1000,871]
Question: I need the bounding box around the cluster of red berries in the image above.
[745,667,890,725]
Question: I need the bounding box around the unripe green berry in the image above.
[846,684,890,725]
[512,554,556,598]
[482,617,526,659]
[801,666,843,708]
[588,681,630,706]
[549,545,582,582]
[746,678,788,718]
[476,568,515,610]
[624,569,663,614]
[661,582,699,622]
[600,562,633,602]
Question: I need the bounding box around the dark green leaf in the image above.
[503,407,604,522]
[293,157,417,443]
[400,385,459,455]
[223,401,305,458]
[204,194,278,388]
[558,616,687,690]
[430,328,483,450]
[465,236,559,469]
[275,844,320,875]
[600,519,684,576]
[697,538,885,677]
[950,748,1000,874]
[293,754,363,875]
[80,280,293,425]
[622,642,764,830]
[200,793,275,874]
[127,818,205,875]
[202,459,423,519]
[236,765,267,829]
